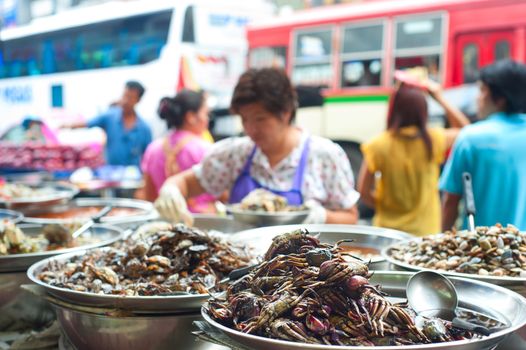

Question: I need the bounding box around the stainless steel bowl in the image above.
[192,214,254,233]
[229,224,412,270]
[0,208,24,223]
[227,205,310,226]
[27,247,211,313]
[0,181,78,211]
[201,271,526,350]
[0,223,124,272]
[382,239,526,297]
[22,197,158,227]
[52,302,227,350]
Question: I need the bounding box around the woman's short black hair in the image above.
[479,60,526,114]
[158,89,205,129]
[230,67,298,124]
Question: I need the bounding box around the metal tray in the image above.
[0,181,78,210]
[0,208,24,223]
[229,224,412,269]
[27,247,210,313]
[227,205,310,226]
[0,223,123,272]
[192,214,254,233]
[22,197,158,227]
[382,239,526,296]
[201,271,526,350]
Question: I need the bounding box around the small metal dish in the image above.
[227,205,310,226]
[0,208,24,223]
[0,181,78,211]
[22,197,158,227]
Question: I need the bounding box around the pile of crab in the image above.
[37,223,252,296]
[207,229,476,346]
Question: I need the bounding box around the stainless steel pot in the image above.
[53,303,227,350]
[230,224,412,270]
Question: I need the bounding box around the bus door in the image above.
[454,30,515,85]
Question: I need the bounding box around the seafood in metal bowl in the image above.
[28,223,253,312]
[386,224,526,278]
[205,229,481,346]
[0,220,101,255]
[238,189,308,213]
[202,270,526,350]
[0,183,54,200]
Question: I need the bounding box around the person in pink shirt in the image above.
[138,89,216,213]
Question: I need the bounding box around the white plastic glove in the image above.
[154,182,194,227]
[303,200,327,224]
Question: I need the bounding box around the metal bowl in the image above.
[382,239,526,296]
[0,223,124,273]
[22,197,158,227]
[0,181,78,211]
[229,224,412,270]
[0,208,24,223]
[227,205,310,226]
[201,270,526,350]
[52,303,225,350]
[192,214,254,233]
[27,247,210,313]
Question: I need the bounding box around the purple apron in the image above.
[229,138,310,205]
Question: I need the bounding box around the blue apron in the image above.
[229,138,310,205]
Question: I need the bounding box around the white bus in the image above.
[0,0,274,138]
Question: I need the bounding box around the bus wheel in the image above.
[336,141,374,220]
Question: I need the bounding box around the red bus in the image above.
[247,0,526,160]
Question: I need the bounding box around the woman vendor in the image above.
[154,67,360,225]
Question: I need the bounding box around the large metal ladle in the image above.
[406,271,491,336]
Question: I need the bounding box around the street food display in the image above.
[0,220,93,255]
[387,224,526,278]
[206,229,476,346]
[239,189,308,212]
[36,223,252,296]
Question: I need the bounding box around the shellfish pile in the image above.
[389,224,526,277]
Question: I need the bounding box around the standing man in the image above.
[440,60,526,230]
[67,81,152,167]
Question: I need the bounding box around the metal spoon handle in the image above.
[72,205,113,239]
[452,317,490,336]
[462,172,476,233]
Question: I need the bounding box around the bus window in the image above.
[182,6,195,43]
[249,46,287,69]
[394,15,443,82]
[495,40,510,61]
[462,43,479,84]
[340,23,384,87]
[292,28,333,87]
[0,10,172,79]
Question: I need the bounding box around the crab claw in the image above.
[306,315,329,335]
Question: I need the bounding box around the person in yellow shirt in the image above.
[357,81,469,236]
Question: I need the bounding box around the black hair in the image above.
[158,89,205,129]
[125,80,145,100]
[231,67,298,124]
[479,60,526,114]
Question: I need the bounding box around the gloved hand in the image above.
[303,200,327,224]
[154,182,194,227]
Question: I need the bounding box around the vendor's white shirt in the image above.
[193,132,360,210]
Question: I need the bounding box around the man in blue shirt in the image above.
[69,81,152,167]
[440,60,526,230]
